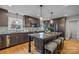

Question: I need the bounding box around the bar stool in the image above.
[54,39,61,44]
[54,37,64,53]
[58,37,64,49]
[45,41,58,54]
[53,39,62,53]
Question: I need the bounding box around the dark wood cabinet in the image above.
[23,15,40,27]
[0,33,29,50]
[10,33,29,46]
[0,35,7,49]
[0,8,8,26]
[34,38,44,53]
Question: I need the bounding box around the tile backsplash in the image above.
[0,27,10,34]
[0,27,44,34]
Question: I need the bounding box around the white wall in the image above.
[66,15,79,40]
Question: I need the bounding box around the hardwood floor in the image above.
[0,40,79,54]
[0,41,37,54]
[61,40,79,54]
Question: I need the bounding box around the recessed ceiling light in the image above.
[64,14,68,16]
[8,5,12,7]
[37,14,40,16]
[64,5,69,7]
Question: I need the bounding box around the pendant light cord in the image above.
[51,12,53,20]
[40,5,43,18]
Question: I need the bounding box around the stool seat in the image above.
[45,42,57,52]
[54,39,61,44]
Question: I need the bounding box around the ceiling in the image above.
[0,5,79,20]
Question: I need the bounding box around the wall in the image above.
[66,15,79,40]
[0,8,42,34]
[8,12,24,26]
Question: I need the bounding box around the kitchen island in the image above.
[32,32,62,54]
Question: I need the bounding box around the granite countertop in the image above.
[32,32,62,39]
[0,30,45,35]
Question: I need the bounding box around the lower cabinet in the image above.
[34,38,44,53]
[0,35,7,49]
[0,33,29,50]
[10,33,29,46]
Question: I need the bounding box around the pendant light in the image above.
[50,12,53,24]
[16,13,19,24]
[40,5,44,28]
[40,5,43,21]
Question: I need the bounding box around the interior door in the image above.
[69,20,78,40]
[76,20,79,40]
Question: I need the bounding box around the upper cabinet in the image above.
[0,8,8,26]
[43,17,66,33]
[23,15,40,27]
[53,17,66,33]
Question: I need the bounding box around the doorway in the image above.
[69,20,79,40]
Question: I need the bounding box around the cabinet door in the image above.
[34,38,44,53]
[0,37,3,49]
[0,14,8,26]
[10,33,29,46]
[0,35,6,49]
[10,34,19,46]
